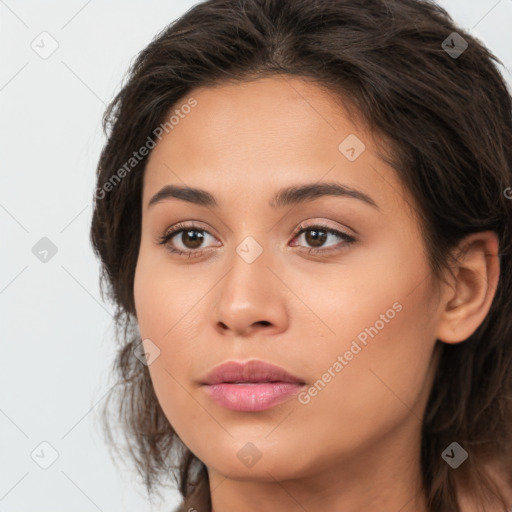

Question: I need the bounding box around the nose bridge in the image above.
[211,234,286,334]
[221,235,273,307]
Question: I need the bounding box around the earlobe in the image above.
[436,231,500,345]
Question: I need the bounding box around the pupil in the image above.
[183,230,204,249]
[306,229,326,247]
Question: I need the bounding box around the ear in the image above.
[436,231,500,344]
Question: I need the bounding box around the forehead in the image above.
[148,75,368,161]
[142,76,408,216]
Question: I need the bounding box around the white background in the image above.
[1,1,511,511]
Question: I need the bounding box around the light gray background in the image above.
[1,1,511,511]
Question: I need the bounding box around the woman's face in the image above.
[133,76,444,485]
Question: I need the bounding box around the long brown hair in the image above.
[90,0,512,510]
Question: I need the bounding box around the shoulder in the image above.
[457,461,512,511]
[484,461,512,508]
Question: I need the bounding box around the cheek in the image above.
[286,233,435,378]
[133,249,212,435]
[289,277,439,462]
[133,244,203,341]
[265,247,439,464]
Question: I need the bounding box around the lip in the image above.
[200,360,306,412]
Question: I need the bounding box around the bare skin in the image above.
[133,76,500,512]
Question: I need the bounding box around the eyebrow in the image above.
[148,182,379,210]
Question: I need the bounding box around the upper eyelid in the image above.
[295,221,356,237]
[164,221,353,238]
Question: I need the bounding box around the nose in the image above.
[210,244,289,338]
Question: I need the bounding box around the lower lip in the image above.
[203,382,304,411]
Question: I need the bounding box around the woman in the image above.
[90,0,512,510]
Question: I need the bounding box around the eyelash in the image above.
[157,221,357,258]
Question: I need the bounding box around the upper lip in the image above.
[201,360,305,385]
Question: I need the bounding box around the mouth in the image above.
[200,360,306,412]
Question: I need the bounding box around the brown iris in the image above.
[181,229,204,249]
[304,228,327,247]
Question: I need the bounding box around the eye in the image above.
[290,223,356,255]
[157,221,357,258]
[157,222,220,258]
